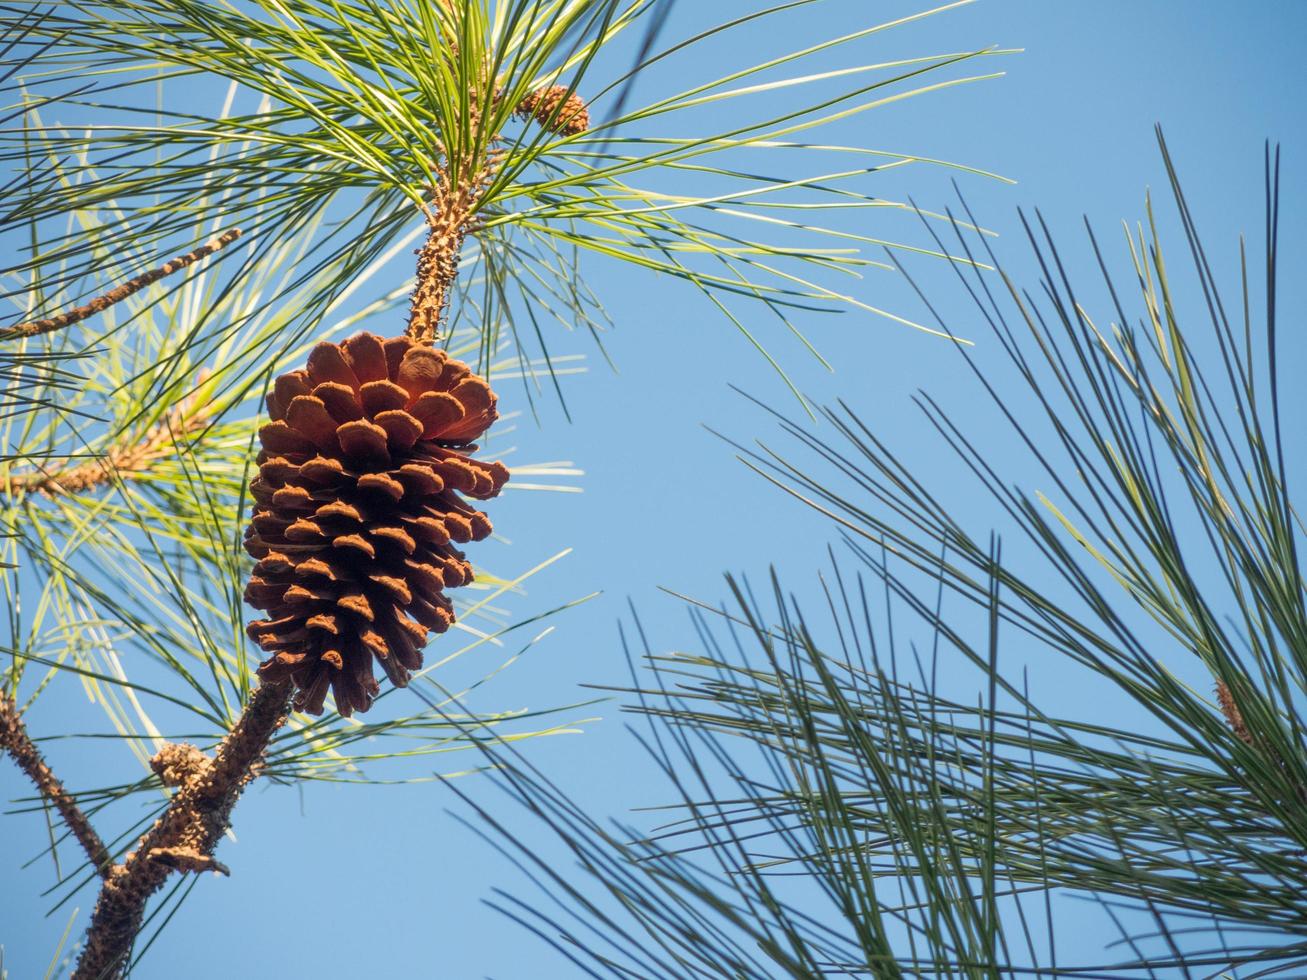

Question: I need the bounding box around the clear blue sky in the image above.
[2,1,1305,976]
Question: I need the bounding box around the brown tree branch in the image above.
[0,690,112,878]
[72,680,291,980]
[407,159,501,344]
[406,71,590,344]
[5,229,242,340]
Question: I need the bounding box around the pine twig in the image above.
[408,159,500,344]
[2,373,214,497]
[0,690,112,878]
[4,229,242,339]
[72,680,292,980]
[405,82,592,344]
[61,20,594,972]
[407,26,590,345]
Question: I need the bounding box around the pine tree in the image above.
[0,2,1004,975]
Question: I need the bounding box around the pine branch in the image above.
[1,376,214,497]
[72,680,291,980]
[406,87,590,344]
[408,158,499,344]
[0,690,112,878]
[65,18,594,974]
[3,229,242,340]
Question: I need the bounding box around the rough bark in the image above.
[72,680,291,980]
[407,170,486,344]
[0,690,112,877]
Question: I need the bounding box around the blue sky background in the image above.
[3,1,1305,976]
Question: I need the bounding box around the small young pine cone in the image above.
[1216,681,1254,746]
[243,333,508,716]
[516,85,589,137]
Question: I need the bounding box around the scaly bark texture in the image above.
[3,377,214,497]
[6,229,241,339]
[149,742,211,788]
[407,168,490,344]
[72,680,292,980]
[1,690,112,877]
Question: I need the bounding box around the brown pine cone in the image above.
[243,333,508,716]
[515,85,589,137]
